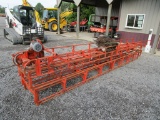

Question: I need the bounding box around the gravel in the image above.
[0,17,160,120]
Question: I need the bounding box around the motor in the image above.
[12,39,45,66]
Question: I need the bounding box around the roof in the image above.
[57,0,114,7]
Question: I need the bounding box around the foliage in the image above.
[61,2,95,23]
[61,2,71,12]
[0,7,5,13]
[54,4,58,8]
[35,3,44,17]
[53,2,95,24]
[80,4,95,20]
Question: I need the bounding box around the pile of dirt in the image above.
[95,35,119,52]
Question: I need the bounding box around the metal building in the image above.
[57,0,160,50]
[118,0,160,50]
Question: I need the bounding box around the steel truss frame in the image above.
[12,40,142,105]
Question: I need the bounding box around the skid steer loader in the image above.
[4,5,47,45]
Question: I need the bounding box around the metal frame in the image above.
[12,39,142,105]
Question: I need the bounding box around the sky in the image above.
[0,0,57,8]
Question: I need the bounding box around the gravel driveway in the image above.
[0,17,160,120]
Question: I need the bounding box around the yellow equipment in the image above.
[22,0,73,32]
[42,8,73,32]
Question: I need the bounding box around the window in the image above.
[20,9,26,17]
[125,14,145,29]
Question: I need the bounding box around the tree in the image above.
[35,3,44,18]
[65,3,95,23]
[54,4,58,8]
[61,2,71,12]
[80,4,95,20]
[0,7,5,13]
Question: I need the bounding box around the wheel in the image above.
[49,21,58,32]
[13,52,23,65]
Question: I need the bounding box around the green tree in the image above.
[35,3,44,17]
[65,3,95,23]
[61,2,71,12]
[0,7,5,13]
[54,4,58,8]
[80,4,95,20]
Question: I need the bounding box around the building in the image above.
[57,0,160,50]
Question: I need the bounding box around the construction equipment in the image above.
[88,14,107,32]
[88,14,119,38]
[4,5,47,45]
[12,38,142,105]
[88,14,101,29]
[67,18,88,32]
[42,8,58,32]
[22,0,41,27]
[42,8,73,32]
[23,0,73,32]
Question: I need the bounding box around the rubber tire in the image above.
[49,21,58,32]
